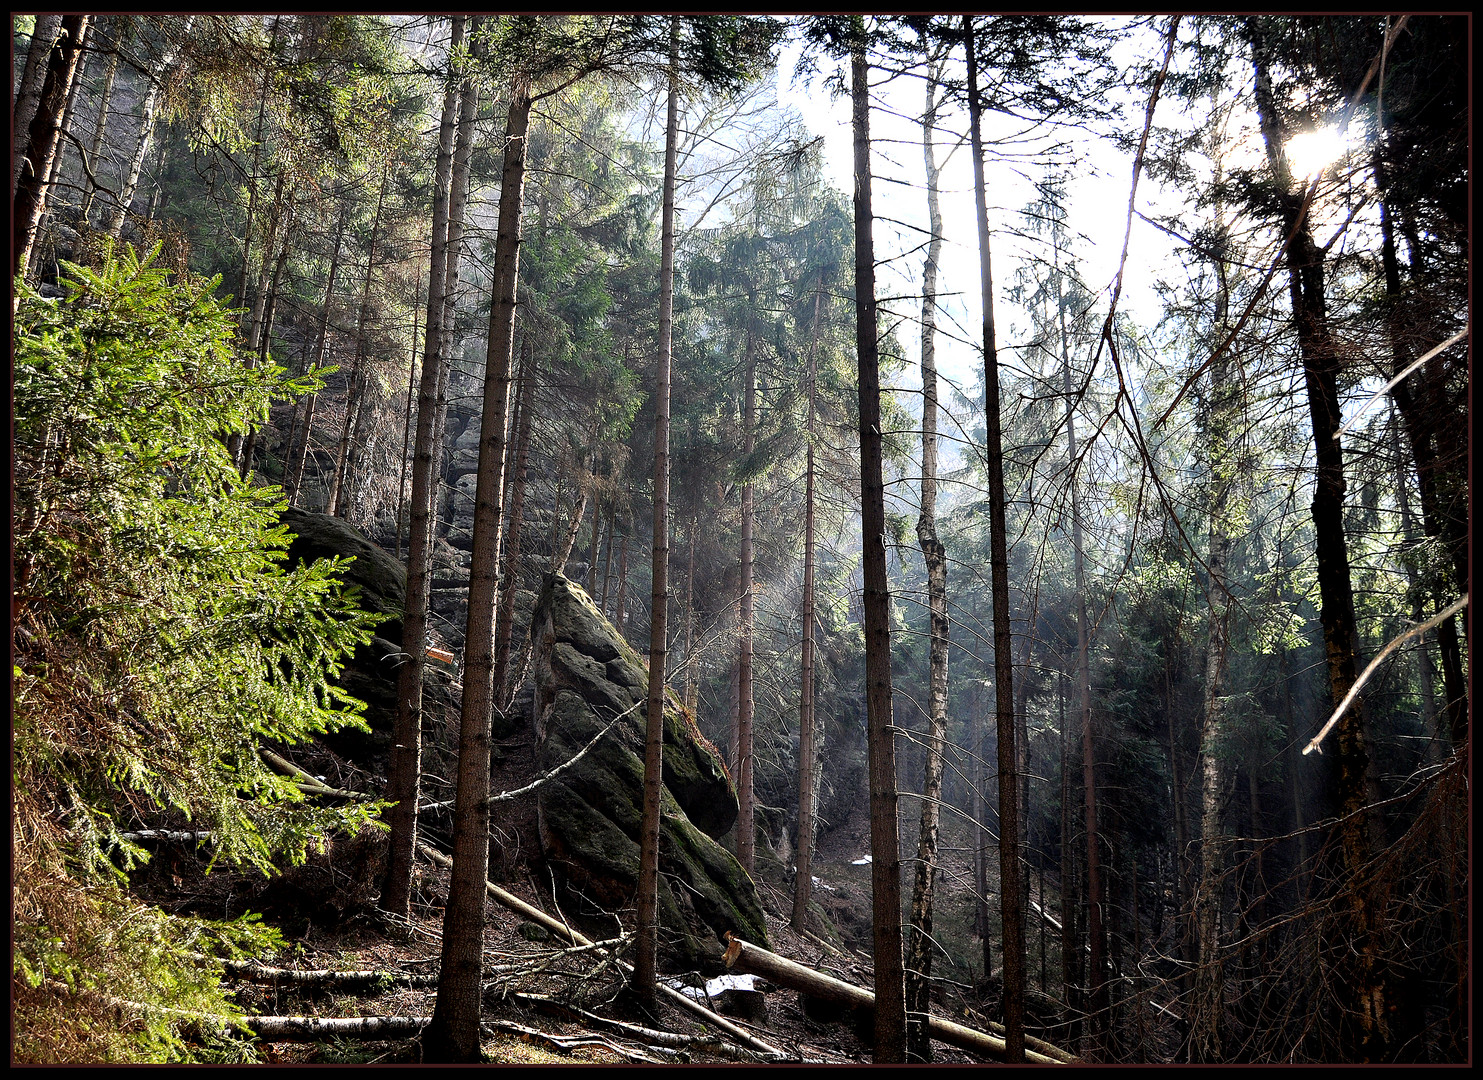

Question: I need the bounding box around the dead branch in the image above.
[513,992,759,1061]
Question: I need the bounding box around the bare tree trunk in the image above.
[736,338,756,875]
[599,499,617,613]
[792,293,821,933]
[963,15,1024,1062]
[239,236,291,478]
[41,19,90,196]
[633,15,681,1011]
[682,513,699,710]
[12,15,64,197]
[13,15,89,283]
[381,15,465,923]
[1250,22,1387,1060]
[852,22,906,1062]
[425,65,532,1064]
[905,63,948,1064]
[81,21,121,223]
[1059,672,1080,1044]
[396,278,425,560]
[493,338,535,706]
[103,17,193,239]
[286,203,348,506]
[328,166,389,518]
[553,483,589,575]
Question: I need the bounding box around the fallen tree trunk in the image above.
[218,960,439,989]
[722,934,1076,1064]
[241,1014,428,1041]
[416,843,785,1060]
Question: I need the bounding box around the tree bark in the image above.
[905,63,949,1064]
[285,203,348,506]
[12,15,65,197]
[103,17,193,239]
[736,337,757,875]
[41,18,90,197]
[634,16,681,1010]
[851,22,907,1063]
[493,336,535,706]
[963,15,1024,1062]
[13,15,89,283]
[1250,21,1387,1060]
[381,15,466,923]
[81,20,121,223]
[792,291,822,933]
[424,66,533,1064]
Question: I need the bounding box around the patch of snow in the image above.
[851,855,872,865]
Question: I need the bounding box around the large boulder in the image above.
[531,573,768,970]
[277,508,451,761]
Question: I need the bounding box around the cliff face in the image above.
[530,572,768,971]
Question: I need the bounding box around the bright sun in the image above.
[1284,127,1348,180]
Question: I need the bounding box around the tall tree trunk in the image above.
[599,499,617,613]
[12,15,65,197]
[1059,671,1081,1044]
[736,337,757,875]
[1051,203,1102,1059]
[239,236,291,478]
[81,21,121,223]
[633,15,681,1010]
[792,292,822,933]
[1192,263,1236,1065]
[396,278,425,560]
[553,482,589,575]
[286,203,349,506]
[381,15,466,923]
[851,22,907,1062]
[681,513,699,710]
[905,63,949,1064]
[103,17,193,239]
[963,15,1025,1062]
[1389,405,1441,759]
[1250,21,1387,1060]
[41,19,90,196]
[493,336,535,707]
[425,65,532,1063]
[328,167,389,518]
[13,15,89,283]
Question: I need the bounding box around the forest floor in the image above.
[134,731,1023,1064]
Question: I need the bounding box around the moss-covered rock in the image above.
[531,573,767,970]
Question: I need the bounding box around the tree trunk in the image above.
[41,18,90,197]
[396,280,425,560]
[736,338,757,875]
[81,21,121,223]
[493,336,535,706]
[103,18,193,239]
[381,15,466,924]
[905,63,949,1064]
[12,15,64,197]
[239,236,291,478]
[424,66,532,1064]
[792,292,822,933]
[1249,22,1386,1060]
[285,203,348,506]
[13,15,89,283]
[963,15,1024,1062]
[328,166,389,518]
[633,15,681,1011]
[553,483,589,575]
[851,22,907,1062]
[599,499,617,614]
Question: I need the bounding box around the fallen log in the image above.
[417,843,786,1061]
[217,959,439,989]
[242,1014,428,1041]
[722,934,1076,1064]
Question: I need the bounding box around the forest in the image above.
[10,13,1470,1065]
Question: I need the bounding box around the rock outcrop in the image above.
[531,573,768,970]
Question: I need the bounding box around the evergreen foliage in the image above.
[12,244,383,1062]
